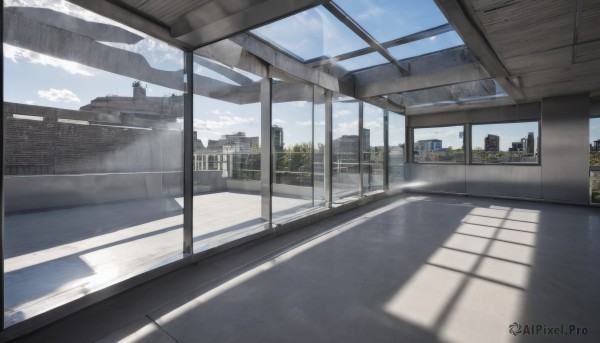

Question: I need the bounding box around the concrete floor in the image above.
[3,192,314,327]
[8,194,600,343]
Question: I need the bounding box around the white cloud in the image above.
[364,120,383,129]
[356,5,385,21]
[273,118,286,125]
[4,44,94,76]
[25,100,35,105]
[193,109,257,131]
[37,88,81,103]
[335,120,359,135]
[333,109,352,118]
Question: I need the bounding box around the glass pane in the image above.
[3,0,184,327]
[336,52,387,71]
[362,103,384,192]
[394,79,507,109]
[591,171,600,204]
[590,118,600,166]
[192,54,266,254]
[251,6,368,61]
[472,122,539,164]
[413,126,465,163]
[332,95,360,201]
[388,113,406,189]
[314,87,327,204]
[335,0,449,42]
[272,81,324,224]
[389,31,464,60]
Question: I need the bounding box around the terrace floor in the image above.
[4,192,314,327]
[8,193,600,342]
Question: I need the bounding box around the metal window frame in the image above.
[358,101,364,195]
[183,51,194,255]
[383,109,389,191]
[1,1,5,331]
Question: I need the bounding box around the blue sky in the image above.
[414,126,464,149]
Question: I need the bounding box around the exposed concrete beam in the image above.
[323,1,410,76]
[4,10,185,90]
[194,55,254,86]
[5,7,143,44]
[195,39,269,78]
[434,0,525,100]
[171,0,327,48]
[360,97,405,114]
[67,0,190,50]
[230,34,354,96]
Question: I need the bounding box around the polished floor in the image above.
[11,194,600,343]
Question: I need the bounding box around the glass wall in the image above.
[362,103,384,192]
[3,0,184,327]
[332,94,360,201]
[413,125,465,163]
[388,112,406,189]
[590,118,600,204]
[192,54,265,253]
[1,0,400,330]
[471,121,539,164]
[272,81,323,224]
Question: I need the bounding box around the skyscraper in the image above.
[484,134,499,151]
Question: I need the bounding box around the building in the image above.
[484,134,499,151]
[2,1,600,342]
[415,139,442,155]
[80,81,184,122]
[272,125,284,151]
[206,132,259,153]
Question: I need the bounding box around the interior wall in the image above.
[405,98,592,204]
[540,94,590,203]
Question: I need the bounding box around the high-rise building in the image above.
[527,132,535,154]
[272,125,284,151]
[484,134,499,151]
[362,128,371,152]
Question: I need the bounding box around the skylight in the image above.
[251,6,368,61]
[388,31,464,60]
[336,52,388,71]
[334,0,449,42]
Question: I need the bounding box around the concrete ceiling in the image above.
[461,0,600,101]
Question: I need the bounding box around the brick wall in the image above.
[4,118,182,175]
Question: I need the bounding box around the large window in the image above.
[362,103,384,192]
[192,55,265,253]
[388,112,406,189]
[471,121,539,164]
[590,118,600,204]
[332,94,360,201]
[413,125,465,163]
[3,0,184,326]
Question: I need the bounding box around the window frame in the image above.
[468,120,542,166]
[411,124,466,165]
